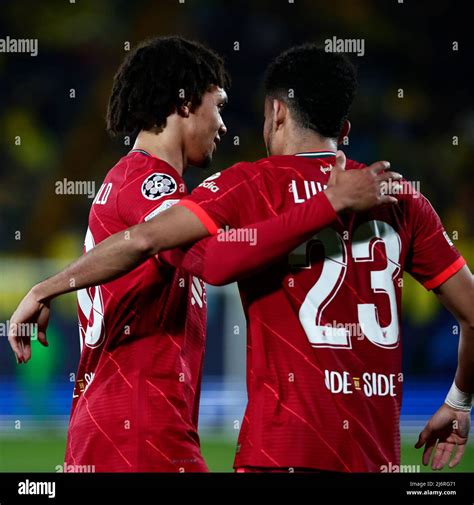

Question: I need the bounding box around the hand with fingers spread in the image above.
[415,403,471,470]
[325,150,403,213]
[8,286,50,364]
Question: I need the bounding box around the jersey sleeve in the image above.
[405,193,466,290]
[161,191,338,285]
[176,162,261,232]
[116,166,185,226]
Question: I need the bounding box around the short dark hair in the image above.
[106,36,230,136]
[264,44,357,138]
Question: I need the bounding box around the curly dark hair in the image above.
[264,44,357,138]
[106,36,231,136]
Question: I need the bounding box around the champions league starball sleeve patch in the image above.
[141,173,178,200]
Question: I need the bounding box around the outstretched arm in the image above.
[18,154,397,297]
[7,204,209,363]
[33,205,209,299]
[8,153,399,362]
[415,266,474,470]
[163,157,402,285]
[162,191,336,285]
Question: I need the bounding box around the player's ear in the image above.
[178,101,192,118]
[338,120,351,145]
[273,99,287,130]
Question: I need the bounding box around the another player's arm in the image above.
[8,152,400,362]
[415,266,474,470]
[163,153,402,285]
[7,205,209,363]
[39,205,209,296]
[161,191,337,285]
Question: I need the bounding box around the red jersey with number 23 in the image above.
[178,152,465,472]
[67,150,207,472]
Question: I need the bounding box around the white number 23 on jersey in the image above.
[290,220,401,349]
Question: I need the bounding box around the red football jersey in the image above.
[67,150,208,472]
[178,151,465,472]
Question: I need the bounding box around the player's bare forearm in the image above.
[33,205,208,302]
[32,227,150,302]
[455,324,474,394]
[434,265,474,393]
[414,261,472,470]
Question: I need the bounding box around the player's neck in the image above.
[279,129,338,156]
[133,130,186,176]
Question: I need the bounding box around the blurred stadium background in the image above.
[1,0,473,472]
